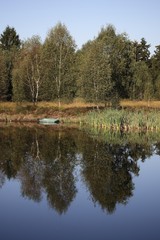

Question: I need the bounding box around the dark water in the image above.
[0,124,160,240]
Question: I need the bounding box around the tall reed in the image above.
[82,109,160,131]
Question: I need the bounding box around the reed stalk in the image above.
[82,109,160,132]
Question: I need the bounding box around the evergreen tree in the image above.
[129,38,153,100]
[151,45,160,78]
[0,26,21,51]
[133,38,150,63]
[151,45,160,98]
[0,26,21,101]
[0,49,7,100]
[132,61,153,100]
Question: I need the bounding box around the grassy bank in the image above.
[1,101,160,131]
[0,101,95,122]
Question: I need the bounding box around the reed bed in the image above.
[83,109,160,131]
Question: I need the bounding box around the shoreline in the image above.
[1,101,160,132]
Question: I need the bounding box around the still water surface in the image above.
[0,124,160,240]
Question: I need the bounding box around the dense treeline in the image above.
[0,23,160,106]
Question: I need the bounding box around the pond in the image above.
[0,124,160,240]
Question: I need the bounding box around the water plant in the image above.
[82,109,160,131]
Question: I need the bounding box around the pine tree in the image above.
[133,38,150,63]
[0,26,21,100]
[151,45,160,98]
[0,49,7,100]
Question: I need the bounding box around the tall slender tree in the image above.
[151,45,160,98]
[0,26,21,101]
[13,36,43,103]
[97,25,135,103]
[0,49,7,100]
[41,23,76,106]
[78,39,112,107]
[131,61,153,100]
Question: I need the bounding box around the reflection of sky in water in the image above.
[0,155,160,240]
[0,127,160,240]
[132,155,160,215]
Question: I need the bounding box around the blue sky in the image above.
[0,0,160,54]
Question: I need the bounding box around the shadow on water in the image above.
[0,123,160,214]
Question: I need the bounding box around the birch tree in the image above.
[13,36,43,103]
[41,23,76,106]
[79,39,112,107]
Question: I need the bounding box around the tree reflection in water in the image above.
[81,140,138,213]
[0,125,159,214]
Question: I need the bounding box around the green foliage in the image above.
[13,35,43,103]
[131,61,153,100]
[0,23,160,103]
[0,26,21,101]
[0,49,7,100]
[151,45,160,97]
[155,74,160,99]
[78,38,112,105]
[133,38,150,63]
[0,26,21,51]
[96,25,135,100]
[12,66,26,102]
[41,22,77,104]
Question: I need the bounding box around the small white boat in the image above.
[38,118,60,124]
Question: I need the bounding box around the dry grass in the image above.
[37,99,98,109]
[0,100,99,113]
[1,99,160,109]
[0,100,97,122]
[37,100,160,110]
[121,100,160,109]
[0,102,17,110]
